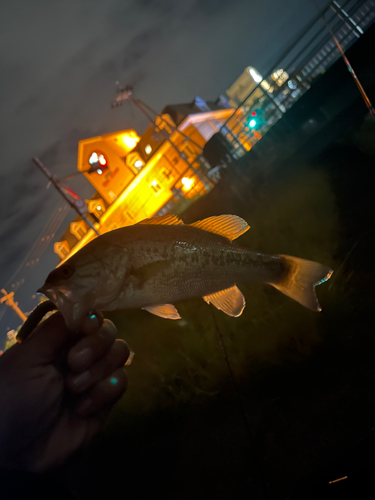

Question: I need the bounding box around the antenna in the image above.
[111,82,133,108]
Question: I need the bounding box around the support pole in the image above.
[1,289,27,322]
[33,157,100,236]
[323,19,374,115]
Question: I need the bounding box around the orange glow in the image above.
[59,108,235,264]
[182,177,194,191]
[328,476,347,484]
[120,133,140,150]
[101,151,164,225]
[98,155,107,166]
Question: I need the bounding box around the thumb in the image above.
[24,312,74,363]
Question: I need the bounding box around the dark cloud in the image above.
[0,166,42,218]
[122,27,164,71]
[193,0,234,17]
[16,94,41,115]
[38,142,61,167]
[0,0,328,336]
[1,242,29,270]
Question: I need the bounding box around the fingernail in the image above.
[89,310,103,327]
[74,348,92,367]
[72,371,90,390]
[125,351,135,366]
[85,312,99,331]
[76,397,92,415]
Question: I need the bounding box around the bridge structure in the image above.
[216,0,375,159]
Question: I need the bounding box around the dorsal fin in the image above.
[137,214,184,226]
[203,285,246,317]
[190,215,249,242]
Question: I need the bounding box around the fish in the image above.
[38,214,333,331]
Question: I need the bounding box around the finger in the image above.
[67,319,118,373]
[66,339,130,394]
[75,367,128,416]
[80,310,104,336]
[24,312,73,363]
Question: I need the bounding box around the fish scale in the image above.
[112,226,286,310]
[37,214,333,329]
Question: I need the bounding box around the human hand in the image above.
[0,311,129,472]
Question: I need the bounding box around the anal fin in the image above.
[142,304,181,320]
[204,285,245,317]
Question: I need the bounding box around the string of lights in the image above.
[5,203,69,290]
[0,202,71,327]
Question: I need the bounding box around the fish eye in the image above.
[60,265,74,278]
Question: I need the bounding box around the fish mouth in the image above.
[37,284,58,303]
[37,284,88,332]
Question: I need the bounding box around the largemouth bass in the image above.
[38,214,333,330]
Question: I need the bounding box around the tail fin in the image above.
[270,255,333,311]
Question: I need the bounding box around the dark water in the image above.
[65,115,375,499]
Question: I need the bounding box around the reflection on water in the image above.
[86,115,374,499]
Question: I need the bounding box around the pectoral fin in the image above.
[204,285,246,317]
[142,304,181,320]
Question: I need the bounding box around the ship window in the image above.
[161,168,174,181]
[54,240,70,260]
[149,180,162,195]
[88,199,105,220]
[125,210,135,220]
[70,220,87,240]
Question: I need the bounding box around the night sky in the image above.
[0,0,327,338]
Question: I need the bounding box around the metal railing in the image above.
[219,0,375,158]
